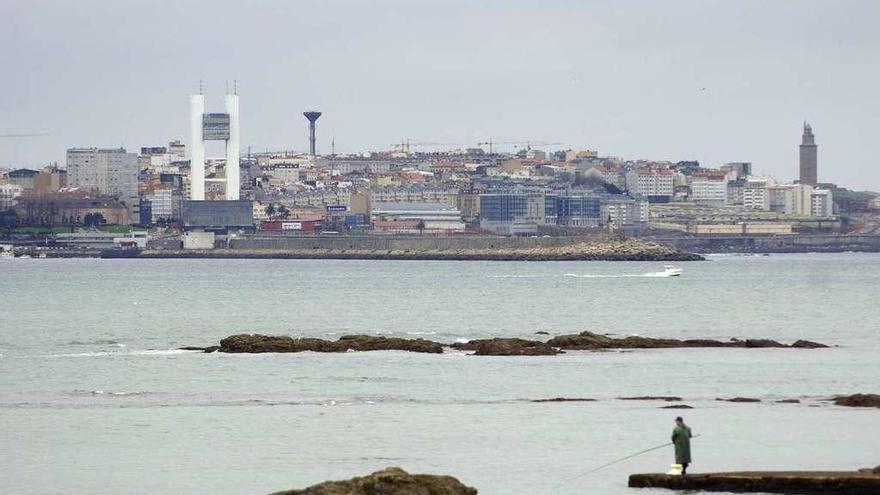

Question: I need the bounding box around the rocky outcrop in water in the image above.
[450,338,560,356]
[833,394,880,408]
[546,331,828,350]
[218,334,444,354]
[191,332,830,356]
[269,467,477,495]
[530,397,597,403]
[619,396,683,402]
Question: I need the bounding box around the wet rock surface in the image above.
[218,334,444,354]
[450,338,560,356]
[660,404,694,409]
[202,332,830,356]
[833,393,880,408]
[628,471,880,494]
[718,397,762,403]
[530,397,597,403]
[546,331,828,350]
[269,467,478,495]
[619,396,683,402]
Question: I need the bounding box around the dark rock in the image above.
[546,331,614,349]
[744,339,786,348]
[534,331,550,335]
[833,393,880,408]
[546,331,825,350]
[791,340,830,349]
[778,399,801,404]
[531,397,597,403]
[269,467,478,495]
[218,334,443,354]
[661,404,694,409]
[451,338,559,356]
[628,471,880,494]
[620,396,683,402]
[179,346,220,353]
[717,397,762,403]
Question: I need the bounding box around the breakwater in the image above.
[137,234,702,261]
[647,234,880,253]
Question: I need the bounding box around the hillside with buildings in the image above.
[2,102,879,255]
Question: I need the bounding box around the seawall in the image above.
[646,234,880,253]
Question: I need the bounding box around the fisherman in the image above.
[671,416,693,475]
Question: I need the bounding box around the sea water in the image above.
[1,253,878,494]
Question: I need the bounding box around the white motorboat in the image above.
[663,265,683,277]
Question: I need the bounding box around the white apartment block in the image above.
[743,178,771,211]
[811,189,833,217]
[0,183,23,210]
[768,184,813,216]
[689,172,728,206]
[625,167,674,198]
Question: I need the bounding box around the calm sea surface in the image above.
[1,254,878,494]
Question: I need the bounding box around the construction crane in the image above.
[0,133,50,138]
[477,139,563,154]
[391,139,461,154]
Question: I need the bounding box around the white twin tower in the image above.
[189,84,240,201]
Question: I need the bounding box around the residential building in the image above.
[689,171,728,207]
[625,167,674,203]
[67,148,139,200]
[727,179,745,205]
[140,186,183,224]
[601,196,648,231]
[0,183,23,210]
[34,165,67,194]
[591,164,626,191]
[720,162,752,180]
[743,178,771,211]
[8,168,40,192]
[565,149,599,162]
[811,189,833,217]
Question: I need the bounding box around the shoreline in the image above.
[102,247,704,262]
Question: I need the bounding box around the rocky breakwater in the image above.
[217,334,444,354]
[138,237,703,261]
[628,471,880,494]
[546,331,828,350]
[269,467,477,495]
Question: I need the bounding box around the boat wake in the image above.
[564,271,678,278]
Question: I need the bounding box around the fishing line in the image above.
[556,434,702,486]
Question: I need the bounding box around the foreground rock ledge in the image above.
[269,467,477,495]
[628,471,880,495]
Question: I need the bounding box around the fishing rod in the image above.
[557,434,702,486]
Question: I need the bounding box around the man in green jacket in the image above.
[672,416,693,474]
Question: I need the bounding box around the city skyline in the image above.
[2,0,880,190]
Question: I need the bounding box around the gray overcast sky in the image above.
[2,0,879,190]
